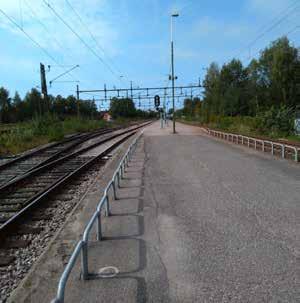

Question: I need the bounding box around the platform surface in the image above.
[9,121,300,303]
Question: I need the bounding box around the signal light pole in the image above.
[171,12,179,134]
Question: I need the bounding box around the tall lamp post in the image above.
[171,12,179,133]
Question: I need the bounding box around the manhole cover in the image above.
[98,266,119,278]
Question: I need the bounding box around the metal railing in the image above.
[207,129,299,162]
[51,131,143,303]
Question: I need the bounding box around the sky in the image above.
[0,0,299,110]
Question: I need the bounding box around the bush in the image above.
[257,106,294,136]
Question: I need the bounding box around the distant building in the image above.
[103,112,112,122]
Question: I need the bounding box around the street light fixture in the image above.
[171,12,179,133]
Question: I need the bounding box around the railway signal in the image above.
[154,95,160,109]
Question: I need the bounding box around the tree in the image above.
[23,88,43,118]
[12,91,24,122]
[109,98,136,118]
[0,87,11,123]
[258,37,299,108]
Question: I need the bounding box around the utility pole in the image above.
[76,84,80,118]
[130,81,133,100]
[171,13,179,134]
[40,63,48,113]
[104,84,107,104]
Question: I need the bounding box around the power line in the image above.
[23,0,97,87]
[235,0,300,58]
[43,0,123,84]
[64,0,125,80]
[0,7,61,65]
[242,25,300,63]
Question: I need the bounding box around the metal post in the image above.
[81,241,88,280]
[96,211,102,241]
[40,63,48,114]
[171,13,179,133]
[171,41,176,133]
[105,195,110,217]
[76,84,80,118]
[112,179,117,200]
[117,171,121,188]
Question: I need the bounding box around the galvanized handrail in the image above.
[51,131,143,303]
[207,129,299,162]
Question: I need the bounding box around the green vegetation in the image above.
[177,37,300,142]
[109,97,157,119]
[0,116,108,156]
[0,84,155,156]
[0,88,98,123]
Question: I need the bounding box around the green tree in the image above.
[258,37,299,107]
[12,91,24,122]
[23,88,43,118]
[109,98,136,118]
[0,87,11,123]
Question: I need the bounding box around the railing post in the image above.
[117,168,121,188]
[121,162,124,179]
[112,178,117,200]
[96,210,102,241]
[262,141,265,152]
[105,195,110,217]
[271,143,274,155]
[295,149,298,162]
[81,241,88,280]
[282,145,285,159]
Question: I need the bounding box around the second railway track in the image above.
[0,127,121,187]
[0,122,150,241]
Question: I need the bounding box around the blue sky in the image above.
[0,0,299,110]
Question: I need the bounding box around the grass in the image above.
[0,116,148,156]
[0,116,118,156]
[179,116,300,144]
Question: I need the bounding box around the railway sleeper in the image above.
[0,252,15,267]
[3,239,31,249]
[0,204,21,212]
[15,225,43,235]
[0,198,25,205]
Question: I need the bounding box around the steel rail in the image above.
[0,122,151,240]
[0,127,117,173]
[0,124,146,194]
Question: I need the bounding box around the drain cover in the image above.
[98,266,119,278]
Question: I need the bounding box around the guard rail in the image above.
[51,131,143,303]
[207,129,299,162]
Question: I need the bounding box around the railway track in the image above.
[0,127,120,187]
[0,123,149,244]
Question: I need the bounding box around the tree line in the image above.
[0,87,158,124]
[202,37,300,118]
[109,97,157,119]
[0,87,98,123]
[178,37,300,135]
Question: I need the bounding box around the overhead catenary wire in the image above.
[242,25,300,63]
[64,0,125,80]
[235,0,300,58]
[0,7,62,66]
[43,0,124,84]
[23,0,104,88]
